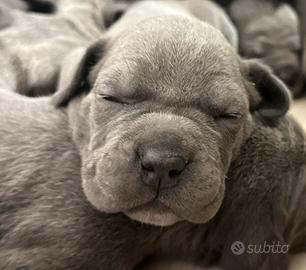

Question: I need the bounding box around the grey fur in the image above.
[186,0,238,50]
[0,0,127,96]
[0,0,28,11]
[106,0,238,50]
[0,0,237,96]
[1,9,305,270]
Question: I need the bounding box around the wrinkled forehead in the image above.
[97,16,244,105]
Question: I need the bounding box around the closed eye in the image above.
[217,112,242,120]
[98,94,127,104]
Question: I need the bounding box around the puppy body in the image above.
[0,1,186,97]
[0,91,305,270]
[0,5,306,268]
[0,0,109,96]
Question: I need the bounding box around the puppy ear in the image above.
[242,59,291,120]
[52,39,106,107]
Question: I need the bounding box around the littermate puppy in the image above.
[229,0,302,96]
[0,0,126,96]
[1,3,306,270]
[0,4,99,95]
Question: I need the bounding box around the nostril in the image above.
[169,169,182,178]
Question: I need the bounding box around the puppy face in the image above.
[54,16,290,226]
[239,5,301,89]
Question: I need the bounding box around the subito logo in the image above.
[231,241,245,255]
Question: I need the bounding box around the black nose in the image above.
[139,146,187,190]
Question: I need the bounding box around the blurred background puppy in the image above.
[228,0,302,96]
[0,0,127,96]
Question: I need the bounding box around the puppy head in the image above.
[239,4,301,89]
[53,16,290,226]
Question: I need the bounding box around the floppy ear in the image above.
[52,39,106,107]
[242,59,291,120]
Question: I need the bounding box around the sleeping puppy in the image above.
[228,0,302,96]
[1,5,306,270]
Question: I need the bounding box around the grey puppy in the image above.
[1,3,306,270]
[228,0,302,96]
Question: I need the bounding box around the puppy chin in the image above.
[124,201,182,226]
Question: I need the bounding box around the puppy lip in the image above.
[163,176,224,208]
[126,199,177,216]
[123,180,224,225]
[159,178,225,224]
[124,200,182,226]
